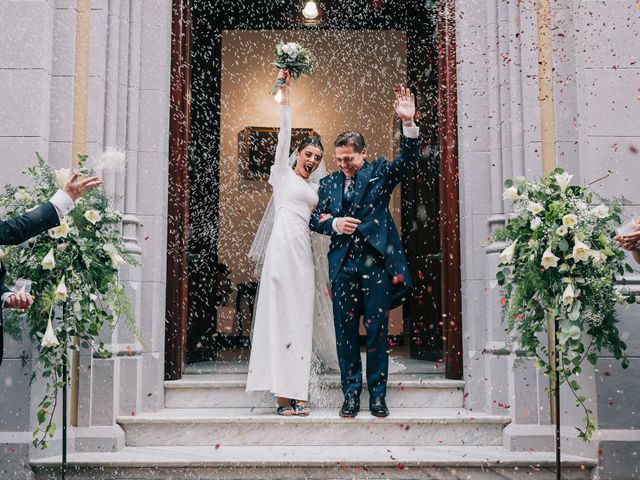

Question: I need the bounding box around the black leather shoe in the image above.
[339,397,360,418]
[369,396,389,417]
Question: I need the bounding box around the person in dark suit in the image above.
[0,172,102,366]
[310,86,419,418]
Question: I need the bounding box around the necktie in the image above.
[344,174,356,204]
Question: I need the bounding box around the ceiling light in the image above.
[302,1,319,19]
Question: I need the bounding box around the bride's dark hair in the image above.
[297,134,324,153]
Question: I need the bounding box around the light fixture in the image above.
[302,0,319,19]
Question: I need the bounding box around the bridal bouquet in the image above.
[0,153,140,449]
[492,169,637,441]
[271,41,315,93]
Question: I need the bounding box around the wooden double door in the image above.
[165,0,462,380]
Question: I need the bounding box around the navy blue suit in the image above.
[1,202,60,367]
[310,134,419,398]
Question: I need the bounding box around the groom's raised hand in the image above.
[393,85,415,123]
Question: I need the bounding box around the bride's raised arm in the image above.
[269,70,292,185]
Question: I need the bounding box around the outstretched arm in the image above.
[269,70,292,184]
[386,86,420,188]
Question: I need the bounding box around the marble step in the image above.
[117,407,510,447]
[165,373,465,409]
[31,445,596,480]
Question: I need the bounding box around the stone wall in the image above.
[456,0,640,477]
[0,1,172,478]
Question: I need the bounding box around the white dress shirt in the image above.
[1,190,75,304]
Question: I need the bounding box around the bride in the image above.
[246,70,335,416]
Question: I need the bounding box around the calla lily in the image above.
[54,168,72,189]
[556,225,568,236]
[499,240,518,264]
[48,220,70,239]
[84,210,102,225]
[562,284,575,305]
[562,214,578,228]
[590,204,609,219]
[541,248,560,270]
[572,239,592,262]
[55,276,67,302]
[42,248,56,270]
[555,172,573,193]
[102,243,126,268]
[41,318,59,348]
[527,202,544,215]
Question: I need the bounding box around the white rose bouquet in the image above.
[492,168,637,441]
[271,41,314,94]
[0,153,141,449]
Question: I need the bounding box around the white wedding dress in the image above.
[246,105,333,401]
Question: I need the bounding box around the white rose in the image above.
[541,248,560,270]
[55,276,67,302]
[530,217,542,230]
[502,186,526,201]
[591,250,605,263]
[590,204,609,219]
[572,239,592,262]
[555,172,573,193]
[48,220,71,239]
[562,214,578,228]
[14,188,33,203]
[84,209,102,225]
[281,44,290,54]
[527,202,544,216]
[575,200,588,210]
[54,168,72,189]
[41,318,59,348]
[556,225,568,236]
[42,248,56,270]
[499,240,518,264]
[562,284,575,305]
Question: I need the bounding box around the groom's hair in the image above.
[334,131,366,153]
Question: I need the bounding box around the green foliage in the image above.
[0,154,142,449]
[493,169,637,441]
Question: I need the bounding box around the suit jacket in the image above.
[1,202,60,365]
[310,135,420,309]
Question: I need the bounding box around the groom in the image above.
[310,86,419,417]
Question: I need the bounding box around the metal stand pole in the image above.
[555,316,561,480]
[61,311,67,480]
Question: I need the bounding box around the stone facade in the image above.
[456,0,640,477]
[0,0,638,479]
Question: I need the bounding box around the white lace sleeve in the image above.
[268,105,292,187]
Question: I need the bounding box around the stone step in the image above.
[31,445,596,480]
[117,407,510,447]
[165,373,465,409]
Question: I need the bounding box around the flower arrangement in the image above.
[0,153,141,449]
[492,168,637,441]
[271,41,314,94]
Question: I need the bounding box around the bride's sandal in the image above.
[276,398,296,416]
[277,405,296,416]
[293,400,310,417]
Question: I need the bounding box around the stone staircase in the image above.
[32,365,596,479]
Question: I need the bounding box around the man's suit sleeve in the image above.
[310,180,335,236]
[385,129,420,188]
[0,202,60,246]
